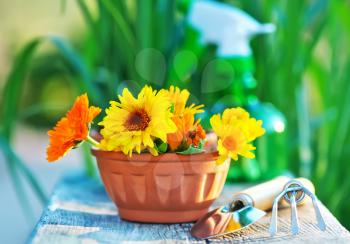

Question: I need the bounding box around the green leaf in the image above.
[176,140,205,155]
[0,136,47,204]
[155,140,168,153]
[47,36,104,105]
[176,145,205,155]
[0,137,33,222]
[77,0,98,38]
[99,0,138,80]
[100,0,136,50]
[0,38,41,140]
[0,135,47,222]
[136,0,153,49]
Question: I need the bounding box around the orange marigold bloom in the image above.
[167,112,206,151]
[163,86,206,151]
[47,94,101,162]
[167,113,190,150]
[187,123,206,147]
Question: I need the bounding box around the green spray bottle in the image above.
[174,0,288,182]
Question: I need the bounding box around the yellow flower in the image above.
[161,86,204,116]
[99,86,176,156]
[210,107,265,164]
[161,86,205,151]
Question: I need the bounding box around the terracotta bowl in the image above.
[92,149,229,223]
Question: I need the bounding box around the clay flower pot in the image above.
[92,149,229,223]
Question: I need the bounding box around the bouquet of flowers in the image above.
[47,85,265,164]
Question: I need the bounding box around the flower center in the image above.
[222,136,237,151]
[124,109,150,131]
[188,130,197,139]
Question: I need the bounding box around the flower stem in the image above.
[87,135,99,147]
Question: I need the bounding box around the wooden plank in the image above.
[29,171,350,243]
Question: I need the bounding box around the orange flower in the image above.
[167,112,206,151]
[47,94,101,162]
[167,113,191,150]
[163,86,206,151]
[186,123,206,147]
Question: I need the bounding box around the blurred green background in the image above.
[1,0,350,242]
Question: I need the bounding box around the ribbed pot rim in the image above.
[91,148,219,163]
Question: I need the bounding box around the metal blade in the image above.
[269,200,279,236]
[191,205,266,239]
[290,191,300,235]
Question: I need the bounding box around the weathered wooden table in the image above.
[29,172,350,243]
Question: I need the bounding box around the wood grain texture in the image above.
[29,172,350,243]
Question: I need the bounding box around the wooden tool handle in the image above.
[232,176,315,211]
